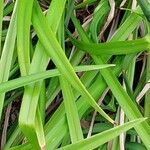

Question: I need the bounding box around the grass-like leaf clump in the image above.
[0,0,150,150]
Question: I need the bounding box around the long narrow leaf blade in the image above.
[0,0,17,119]
[71,36,150,55]
[58,118,146,150]
[32,1,114,124]
[0,65,114,93]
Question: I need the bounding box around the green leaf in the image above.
[71,36,150,55]
[59,14,83,143]
[60,76,83,142]
[58,118,146,150]
[17,0,43,149]
[137,0,150,22]
[17,0,32,75]
[89,0,110,42]
[125,142,147,150]
[75,0,97,9]
[0,65,114,94]
[0,0,17,120]
[0,0,3,54]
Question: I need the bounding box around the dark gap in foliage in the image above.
[68,19,75,33]
[133,55,144,90]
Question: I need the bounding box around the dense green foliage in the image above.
[0,0,150,150]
